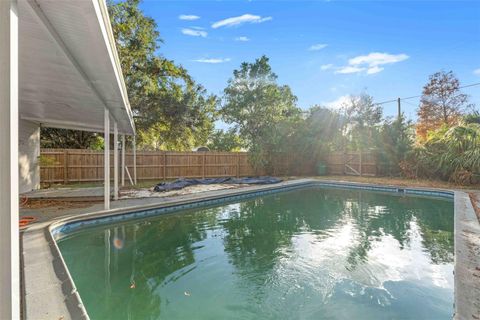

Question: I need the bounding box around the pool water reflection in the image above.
[58,187,454,320]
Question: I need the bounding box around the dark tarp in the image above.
[153,177,282,192]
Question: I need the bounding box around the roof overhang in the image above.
[18,0,135,135]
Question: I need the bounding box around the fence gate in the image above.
[344,152,362,176]
[326,151,378,176]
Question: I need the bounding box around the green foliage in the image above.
[207,129,245,151]
[404,123,480,183]
[41,128,103,149]
[342,93,383,151]
[108,0,217,151]
[291,106,344,159]
[395,71,478,183]
[221,56,299,140]
[377,115,413,175]
[221,55,300,172]
[463,110,480,124]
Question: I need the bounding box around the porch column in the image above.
[121,134,125,187]
[104,108,110,210]
[0,0,20,318]
[113,121,118,201]
[133,135,137,185]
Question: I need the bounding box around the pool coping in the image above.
[21,178,480,320]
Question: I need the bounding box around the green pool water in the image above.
[57,187,454,320]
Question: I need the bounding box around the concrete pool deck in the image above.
[20,179,480,320]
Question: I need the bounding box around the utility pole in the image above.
[397,97,401,121]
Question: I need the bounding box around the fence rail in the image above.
[40,149,258,184]
[40,149,382,184]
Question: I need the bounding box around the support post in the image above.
[0,1,20,318]
[133,135,137,185]
[104,108,110,210]
[121,134,125,187]
[397,97,401,121]
[113,121,118,201]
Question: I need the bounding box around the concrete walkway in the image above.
[23,187,107,200]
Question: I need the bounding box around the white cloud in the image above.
[474,68,480,75]
[179,15,200,21]
[366,66,384,74]
[323,95,352,109]
[320,64,333,71]
[309,43,328,51]
[181,28,207,37]
[348,52,409,67]
[335,66,366,74]
[193,58,231,64]
[235,36,250,42]
[212,14,272,29]
[333,52,409,75]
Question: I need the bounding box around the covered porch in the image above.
[0,0,135,318]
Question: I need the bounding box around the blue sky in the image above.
[140,0,480,125]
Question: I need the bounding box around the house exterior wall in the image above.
[19,119,40,193]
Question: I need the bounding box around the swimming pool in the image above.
[56,186,454,319]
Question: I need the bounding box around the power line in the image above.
[374,82,480,106]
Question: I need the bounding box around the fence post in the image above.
[163,152,166,182]
[63,149,68,184]
[202,152,206,179]
[236,153,240,178]
[359,151,363,176]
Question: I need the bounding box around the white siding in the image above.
[19,119,39,193]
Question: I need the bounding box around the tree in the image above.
[108,0,217,151]
[416,71,472,140]
[221,56,300,172]
[41,128,103,149]
[378,115,413,174]
[221,56,299,143]
[291,106,344,158]
[341,93,382,150]
[207,129,245,151]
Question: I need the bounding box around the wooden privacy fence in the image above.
[40,149,259,184]
[326,151,380,176]
[40,149,383,184]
